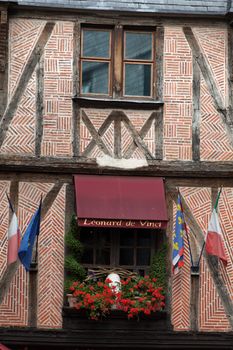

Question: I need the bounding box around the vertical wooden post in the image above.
[28,263,38,327]
[113,25,123,98]
[155,26,164,101]
[165,190,173,330]
[190,266,199,331]
[154,109,163,160]
[72,21,80,157]
[114,117,121,158]
[35,55,44,157]
[192,55,201,161]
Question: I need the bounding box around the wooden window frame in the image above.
[80,24,157,100]
[80,227,161,276]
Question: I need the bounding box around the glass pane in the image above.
[83,30,110,58]
[137,232,151,246]
[80,229,95,245]
[96,248,110,265]
[120,248,134,265]
[124,64,151,96]
[82,61,109,94]
[120,230,134,246]
[82,248,94,264]
[96,231,111,246]
[136,248,150,265]
[125,32,152,60]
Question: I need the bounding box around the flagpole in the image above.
[179,189,194,268]
[34,195,43,265]
[5,192,14,213]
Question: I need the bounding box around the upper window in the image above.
[80,26,156,99]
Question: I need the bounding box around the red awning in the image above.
[74,175,168,229]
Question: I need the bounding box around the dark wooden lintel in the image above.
[0,155,233,178]
[0,326,233,349]
[74,96,164,110]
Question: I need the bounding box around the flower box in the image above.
[62,306,168,331]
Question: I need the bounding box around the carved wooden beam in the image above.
[169,188,233,329]
[0,22,55,148]
[183,26,233,148]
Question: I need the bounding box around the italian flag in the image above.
[205,191,227,267]
[7,213,20,265]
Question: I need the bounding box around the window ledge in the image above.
[73,96,164,110]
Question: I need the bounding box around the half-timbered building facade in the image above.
[0,0,233,349]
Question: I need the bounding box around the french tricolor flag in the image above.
[7,212,20,265]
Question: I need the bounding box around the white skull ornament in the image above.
[106,273,121,293]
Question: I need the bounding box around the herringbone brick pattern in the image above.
[41,22,73,157]
[0,181,29,327]
[37,184,65,328]
[193,26,227,101]
[171,193,191,330]
[164,26,192,160]
[0,181,10,276]
[199,187,233,331]
[200,78,233,160]
[8,19,45,98]
[0,181,57,327]
[1,73,36,155]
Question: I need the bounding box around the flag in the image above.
[7,212,20,265]
[205,190,227,266]
[18,200,42,271]
[172,193,185,273]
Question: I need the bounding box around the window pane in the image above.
[125,32,152,60]
[83,30,110,58]
[82,61,109,94]
[137,232,151,246]
[120,230,134,246]
[137,248,150,265]
[96,248,110,265]
[125,64,151,96]
[82,248,94,264]
[120,248,134,265]
[80,229,95,245]
[97,231,111,246]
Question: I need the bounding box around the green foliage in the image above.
[64,214,86,292]
[149,243,167,291]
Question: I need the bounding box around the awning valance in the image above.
[74,175,168,229]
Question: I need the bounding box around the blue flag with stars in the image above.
[172,193,184,274]
[18,200,42,271]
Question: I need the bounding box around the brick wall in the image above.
[0,17,232,331]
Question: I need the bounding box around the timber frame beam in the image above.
[0,156,233,178]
